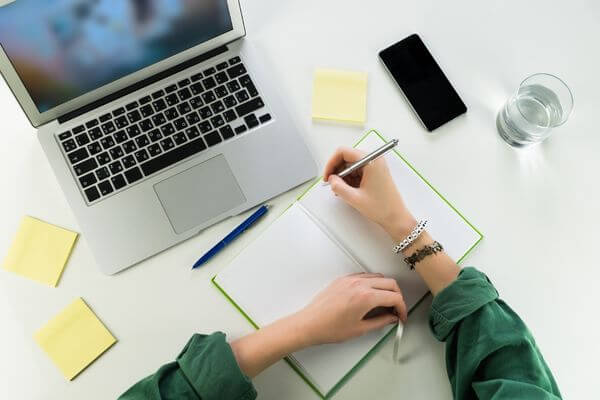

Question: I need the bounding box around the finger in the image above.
[323,147,366,181]
[348,272,384,278]
[364,277,401,293]
[359,313,399,334]
[329,175,361,205]
[369,291,408,323]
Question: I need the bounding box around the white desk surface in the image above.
[1,0,598,398]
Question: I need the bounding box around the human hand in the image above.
[323,147,416,242]
[295,273,407,346]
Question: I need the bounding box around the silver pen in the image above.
[323,138,399,185]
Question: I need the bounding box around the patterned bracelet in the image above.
[404,241,444,270]
[393,220,428,253]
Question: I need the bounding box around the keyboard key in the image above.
[227,80,241,93]
[202,76,217,90]
[79,172,97,188]
[86,119,100,128]
[96,167,110,181]
[99,113,112,122]
[210,101,225,114]
[124,167,143,184]
[224,95,237,108]
[204,131,222,147]
[190,82,203,95]
[210,115,225,129]
[191,72,203,82]
[148,143,162,157]
[140,104,154,118]
[152,98,167,111]
[240,75,259,97]
[111,174,127,190]
[152,89,165,99]
[185,126,200,140]
[68,148,88,164]
[97,152,111,165]
[176,102,191,115]
[199,106,212,119]
[201,91,216,104]
[215,71,228,84]
[220,125,235,140]
[85,186,100,202]
[234,125,247,135]
[229,56,241,65]
[126,101,138,111]
[259,114,272,123]
[160,123,176,136]
[215,85,228,98]
[178,78,190,88]
[141,137,207,176]
[122,155,136,169]
[216,61,229,70]
[223,110,237,122]
[113,108,126,117]
[62,139,77,152]
[127,110,142,123]
[173,118,188,131]
[236,97,265,118]
[87,142,102,156]
[100,136,115,149]
[74,158,98,176]
[123,140,137,154]
[160,137,175,151]
[227,63,247,79]
[244,114,260,129]
[165,84,178,93]
[178,87,192,101]
[101,121,116,135]
[190,96,203,109]
[58,131,72,141]
[126,125,142,138]
[135,134,150,148]
[75,132,90,146]
[165,108,179,121]
[165,93,179,106]
[72,125,85,134]
[139,95,152,105]
[173,132,187,145]
[198,121,212,133]
[235,90,250,103]
[148,129,162,142]
[109,161,123,174]
[109,146,124,160]
[151,113,166,126]
[203,67,216,76]
[185,111,200,125]
[114,130,128,143]
[98,180,114,196]
[89,127,103,140]
[239,74,253,87]
[139,119,154,132]
[115,116,129,129]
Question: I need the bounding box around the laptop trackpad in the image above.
[154,155,246,234]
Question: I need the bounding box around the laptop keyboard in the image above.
[56,56,272,204]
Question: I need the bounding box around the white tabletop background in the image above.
[1,0,598,399]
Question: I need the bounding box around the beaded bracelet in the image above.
[393,220,428,254]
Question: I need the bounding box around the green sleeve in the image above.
[118,332,257,400]
[429,267,562,399]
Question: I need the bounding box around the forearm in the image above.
[230,313,308,378]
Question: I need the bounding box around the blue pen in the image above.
[192,205,271,269]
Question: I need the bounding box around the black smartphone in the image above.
[379,34,467,131]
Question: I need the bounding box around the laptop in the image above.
[0,0,317,274]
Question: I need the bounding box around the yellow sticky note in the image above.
[2,216,78,287]
[34,298,117,380]
[312,68,368,124]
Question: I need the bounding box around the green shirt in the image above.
[118,268,561,399]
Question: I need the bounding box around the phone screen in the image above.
[379,34,467,131]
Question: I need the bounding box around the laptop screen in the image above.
[0,0,233,113]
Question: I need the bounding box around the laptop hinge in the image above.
[57,45,229,124]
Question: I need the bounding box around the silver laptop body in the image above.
[0,0,317,274]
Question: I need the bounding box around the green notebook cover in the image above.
[212,129,483,399]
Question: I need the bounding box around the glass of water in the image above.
[497,73,573,147]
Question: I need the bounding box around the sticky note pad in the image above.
[3,216,77,287]
[35,298,117,380]
[312,68,368,124]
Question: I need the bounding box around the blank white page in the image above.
[301,131,482,311]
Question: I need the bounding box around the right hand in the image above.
[323,147,416,242]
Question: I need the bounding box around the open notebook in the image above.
[213,130,482,398]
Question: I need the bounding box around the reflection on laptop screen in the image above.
[0,0,233,113]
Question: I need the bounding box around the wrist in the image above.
[382,209,417,243]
